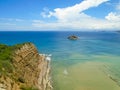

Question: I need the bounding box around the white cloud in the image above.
[41,8,52,18]
[45,0,109,22]
[116,3,120,10]
[33,0,120,30]
[33,17,120,30]
[15,19,24,22]
[0,23,16,26]
[0,18,24,22]
[1,0,120,31]
[32,20,44,23]
[0,18,13,21]
[105,12,120,21]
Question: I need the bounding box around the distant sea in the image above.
[0,31,120,90]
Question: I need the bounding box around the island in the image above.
[0,43,52,90]
[68,35,79,40]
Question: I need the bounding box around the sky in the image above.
[0,0,120,31]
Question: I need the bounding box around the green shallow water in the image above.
[52,54,120,90]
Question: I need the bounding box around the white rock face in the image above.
[0,84,7,90]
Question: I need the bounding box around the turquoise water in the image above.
[0,31,120,89]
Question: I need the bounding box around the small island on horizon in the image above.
[68,35,79,40]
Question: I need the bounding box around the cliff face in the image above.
[0,43,52,90]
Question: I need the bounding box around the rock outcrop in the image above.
[68,35,79,40]
[0,43,52,90]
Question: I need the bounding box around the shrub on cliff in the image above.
[0,43,31,75]
[0,44,13,75]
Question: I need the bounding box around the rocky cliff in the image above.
[0,43,52,90]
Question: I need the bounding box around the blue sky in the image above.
[0,0,120,31]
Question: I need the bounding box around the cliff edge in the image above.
[0,43,52,90]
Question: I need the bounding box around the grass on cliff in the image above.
[0,43,31,76]
[0,44,13,75]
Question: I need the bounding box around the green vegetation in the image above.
[0,44,13,75]
[0,42,39,90]
[0,42,32,76]
[0,44,12,60]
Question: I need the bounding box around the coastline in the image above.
[0,31,120,90]
[0,43,52,90]
[38,54,52,90]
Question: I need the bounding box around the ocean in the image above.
[0,31,120,90]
